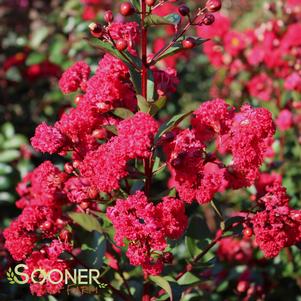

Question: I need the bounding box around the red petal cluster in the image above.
[107,191,187,275]
[58,61,90,94]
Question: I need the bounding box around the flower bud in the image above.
[163,252,174,263]
[178,4,190,16]
[59,229,72,241]
[104,10,114,23]
[73,160,80,169]
[92,129,106,140]
[64,162,73,174]
[74,95,83,105]
[89,23,103,38]
[202,13,215,25]
[146,0,156,6]
[116,39,128,51]
[237,280,249,293]
[182,37,196,49]
[80,201,90,210]
[120,2,134,16]
[206,0,222,12]
[40,221,52,231]
[243,227,253,238]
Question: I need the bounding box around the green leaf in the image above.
[185,236,202,258]
[149,96,167,116]
[223,216,244,236]
[0,150,20,163]
[102,125,118,135]
[154,111,193,143]
[130,0,140,10]
[149,276,173,301]
[144,13,181,26]
[224,216,245,229]
[0,176,11,190]
[49,35,66,65]
[130,180,145,194]
[186,215,211,246]
[89,38,143,95]
[30,27,49,48]
[89,38,123,59]
[147,69,155,101]
[5,67,22,82]
[168,188,177,197]
[77,232,106,268]
[25,53,46,66]
[69,212,103,233]
[177,272,201,286]
[2,135,26,149]
[89,38,142,68]
[0,192,14,203]
[129,66,142,94]
[1,123,14,138]
[0,163,12,175]
[112,108,134,119]
[156,38,209,63]
[137,95,150,113]
[164,13,181,25]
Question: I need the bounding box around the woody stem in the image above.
[141,0,148,99]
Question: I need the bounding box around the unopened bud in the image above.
[89,23,103,38]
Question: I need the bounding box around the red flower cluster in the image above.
[250,181,301,257]
[3,161,73,295]
[79,112,158,192]
[25,240,72,296]
[164,99,275,204]
[107,191,187,275]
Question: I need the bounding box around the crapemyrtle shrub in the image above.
[2,0,301,300]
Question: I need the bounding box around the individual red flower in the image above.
[58,61,90,94]
[31,123,65,154]
[64,177,98,203]
[251,182,301,257]
[191,98,234,142]
[284,72,301,92]
[225,104,275,188]
[276,109,293,131]
[247,73,273,102]
[223,31,247,57]
[3,220,37,261]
